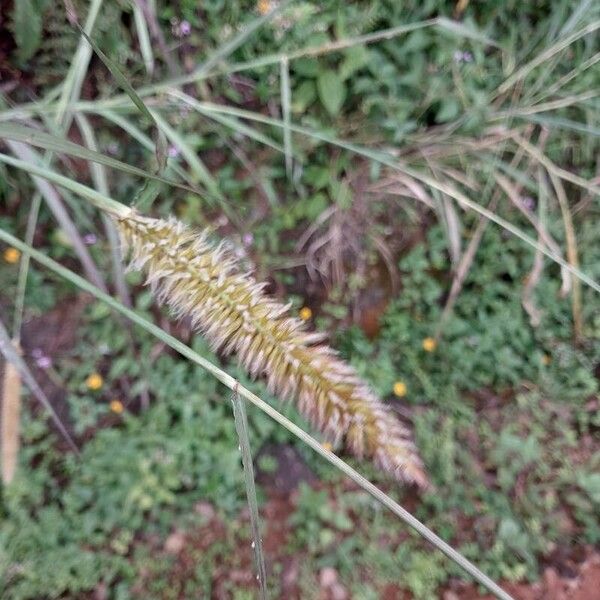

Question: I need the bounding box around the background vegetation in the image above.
[0,0,599,598]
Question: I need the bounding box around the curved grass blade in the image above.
[0,226,515,600]
[162,101,600,295]
[497,19,600,96]
[0,122,197,195]
[74,113,132,307]
[55,0,104,128]
[0,152,131,217]
[72,21,167,171]
[132,1,154,76]
[6,141,107,291]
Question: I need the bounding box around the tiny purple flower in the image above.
[453,50,473,64]
[83,233,97,245]
[180,20,191,36]
[36,356,52,369]
[242,233,254,246]
[168,146,180,158]
[521,196,536,212]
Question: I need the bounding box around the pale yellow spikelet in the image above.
[116,212,428,487]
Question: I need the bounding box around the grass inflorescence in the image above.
[116,212,428,487]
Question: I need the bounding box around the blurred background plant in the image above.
[0,0,599,598]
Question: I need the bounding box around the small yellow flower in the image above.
[393,381,407,398]
[109,399,124,414]
[541,354,552,366]
[86,372,103,391]
[322,442,333,452]
[3,247,20,264]
[422,337,437,352]
[257,0,272,15]
[299,306,312,321]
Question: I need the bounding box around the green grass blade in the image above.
[0,122,196,195]
[516,113,600,137]
[96,108,199,184]
[167,93,284,153]
[132,1,154,76]
[280,57,293,179]
[12,196,41,338]
[6,142,108,291]
[231,388,268,599]
[55,0,104,129]
[436,16,502,48]
[148,110,239,225]
[163,102,600,294]
[497,19,600,95]
[73,21,167,170]
[0,226,514,600]
[74,113,132,307]
[149,109,220,196]
[0,151,129,217]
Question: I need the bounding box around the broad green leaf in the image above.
[317,70,347,117]
[436,98,460,123]
[292,80,317,113]
[12,0,48,63]
[292,58,320,77]
[340,46,369,80]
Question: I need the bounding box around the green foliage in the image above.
[1,0,600,597]
[10,0,50,64]
[340,221,599,408]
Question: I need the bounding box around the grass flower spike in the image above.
[116,212,428,487]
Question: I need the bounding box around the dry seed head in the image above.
[116,213,428,487]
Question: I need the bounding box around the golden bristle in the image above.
[116,213,428,488]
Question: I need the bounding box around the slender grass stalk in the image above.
[73,21,167,170]
[280,57,293,180]
[0,16,497,121]
[531,51,600,102]
[74,113,132,307]
[548,170,583,340]
[55,0,104,126]
[10,0,105,339]
[132,1,154,76]
[6,141,107,291]
[231,386,268,600]
[0,122,196,195]
[158,100,600,293]
[12,196,41,337]
[0,227,515,600]
[0,153,130,217]
[497,19,600,96]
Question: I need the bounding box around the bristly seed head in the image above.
[116,213,429,488]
